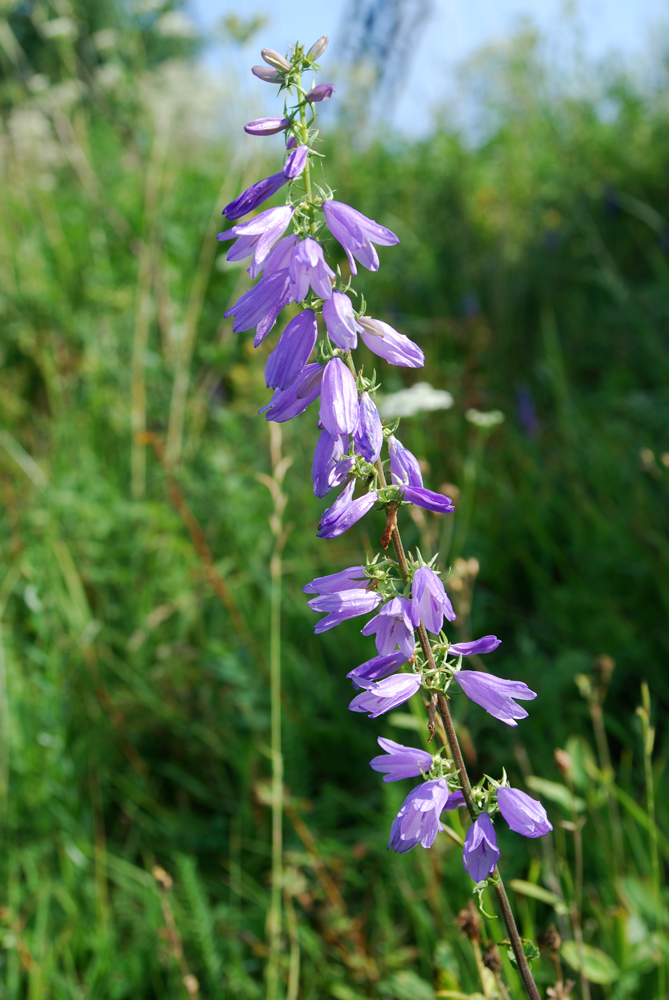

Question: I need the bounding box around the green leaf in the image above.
[380,970,436,1000]
[508,879,569,914]
[525,775,585,812]
[505,939,540,970]
[561,942,620,984]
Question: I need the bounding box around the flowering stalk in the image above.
[220,38,551,1000]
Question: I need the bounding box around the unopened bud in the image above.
[286,135,297,149]
[307,35,329,61]
[306,83,335,103]
[251,65,281,83]
[261,48,290,73]
[244,117,290,137]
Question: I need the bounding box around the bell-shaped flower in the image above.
[388,779,465,853]
[370,738,433,783]
[306,83,335,102]
[224,269,292,345]
[454,671,536,727]
[302,566,368,595]
[400,486,455,514]
[218,206,294,279]
[261,363,323,423]
[282,144,308,179]
[265,309,317,390]
[317,481,378,539]
[307,589,383,633]
[323,200,399,275]
[320,358,359,437]
[358,317,424,368]
[361,596,415,658]
[354,392,382,463]
[463,813,500,882]
[497,787,553,838]
[244,117,290,136]
[251,65,281,83]
[447,636,501,657]
[323,291,359,351]
[348,672,421,719]
[388,435,423,487]
[261,48,290,72]
[289,238,335,301]
[347,650,408,688]
[262,235,299,277]
[311,429,353,497]
[222,172,288,221]
[411,566,455,633]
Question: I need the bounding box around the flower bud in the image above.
[306,83,335,103]
[261,48,291,72]
[286,135,297,150]
[307,35,329,61]
[252,65,281,83]
[244,117,290,137]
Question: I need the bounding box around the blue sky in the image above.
[187,0,669,134]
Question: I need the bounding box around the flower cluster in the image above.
[221,38,552,890]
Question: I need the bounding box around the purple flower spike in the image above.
[262,363,323,423]
[388,779,464,853]
[358,317,425,368]
[311,430,351,497]
[302,566,367,595]
[224,269,292,344]
[289,238,335,302]
[411,566,455,633]
[323,200,399,275]
[497,787,553,838]
[222,172,287,221]
[388,435,423,488]
[320,358,359,437]
[244,117,290,136]
[348,672,422,719]
[354,392,383,463]
[252,65,281,83]
[306,83,335,102]
[447,636,501,657]
[454,671,537,727]
[265,309,318,391]
[323,291,359,351]
[463,814,500,882]
[307,589,383,633]
[283,144,309,180]
[218,206,294,279]
[317,481,378,539]
[370,738,433,783]
[400,486,455,514]
[347,650,407,687]
[362,596,415,658]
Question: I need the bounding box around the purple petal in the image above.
[222,172,287,221]
[463,813,500,882]
[283,144,308,179]
[317,484,378,539]
[447,636,501,657]
[346,650,408,687]
[319,358,359,437]
[244,117,290,136]
[322,291,359,351]
[388,435,423,488]
[302,566,367,595]
[454,671,536,727]
[265,309,317,390]
[354,391,382,463]
[400,486,455,514]
[497,787,553,838]
[262,363,323,422]
[348,673,422,719]
[358,317,424,368]
[370,738,433,782]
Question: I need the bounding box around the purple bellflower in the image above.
[388,435,423,487]
[317,481,378,539]
[400,486,455,514]
[251,65,281,83]
[306,83,335,102]
[361,596,415,658]
[322,291,359,351]
[388,779,466,853]
[308,589,383,633]
[354,391,383,463]
[262,363,323,422]
[463,813,500,882]
[370,737,433,782]
[311,430,353,497]
[497,787,553,838]
[224,269,292,345]
[222,173,288,221]
[261,48,291,72]
[454,671,537,727]
[348,672,422,719]
[347,650,408,687]
[302,566,368,595]
[307,35,329,60]
[323,200,399,275]
[265,309,318,390]
[447,636,501,657]
[262,235,299,277]
[218,206,294,279]
[357,317,424,368]
[244,117,290,136]
[411,566,455,633]
[289,238,335,301]
[282,144,309,180]
[320,358,359,437]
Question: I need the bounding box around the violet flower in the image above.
[244,117,290,136]
[388,779,465,853]
[317,481,378,539]
[251,65,282,83]
[262,235,299,277]
[347,650,408,687]
[410,566,455,633]
[357,317,425,368]
[400,486,455,514]
[289,238,335,301]
[348,672,422,719]
[447,636,501,657]
[322,200,399,275]
[217,205,294,279]
[222,173,288,221]
[262,363,323,422]
[354,391,382,463]
[497,787,553,838]
[302,566,368,595]
[361,596,415,658]
[311,430,352,497]
[322,291,359,351]
[265,309,318,390]
[388,435,423,487]
[463,814,500,882]
[283,144,308,180]
[306,83,335,102]
[307,589,383,633]
[370,737,433,782]
[454,671,537,727]
[224,269,292,345]
[307,35,329,60]
[320,358,359,437]
[261,48,290,72]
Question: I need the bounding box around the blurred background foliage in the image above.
[0,0,667,997]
